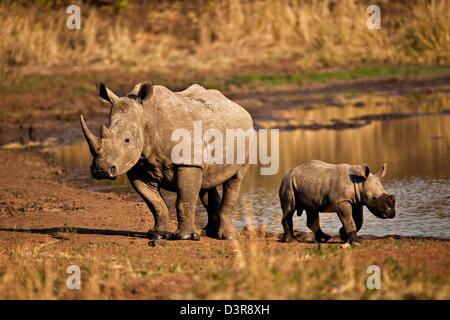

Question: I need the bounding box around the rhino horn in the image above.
[80,114,100,155]
[101,124,112,138]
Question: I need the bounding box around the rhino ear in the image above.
[97,83,119,104]
[375,163,387,178]
[127,83,142,98]
[361,164,370,178]
[137,81,153,104]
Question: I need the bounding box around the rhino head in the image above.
[360,163,396,219]
[80,82,153,180]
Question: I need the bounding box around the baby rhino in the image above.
[279,160,395,244]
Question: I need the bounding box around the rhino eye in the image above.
[124,138,130,143]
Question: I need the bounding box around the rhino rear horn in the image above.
[80,114,100,155]
[101,124,112,138]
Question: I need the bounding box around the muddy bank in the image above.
[1,75,449,146]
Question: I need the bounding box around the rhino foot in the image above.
[201,225,219,238]
[315,231,332,243]
[339,228,358,244]
[281,234,299,243]
[147,229,172,240]
[339,227,348,242]
[217,228,238,240]
[173,230,200,241]
[202,222,237,240]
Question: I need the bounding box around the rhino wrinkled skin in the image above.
[279,160,396,244]
[80,82,253,240]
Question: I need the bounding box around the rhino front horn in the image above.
[80,114,100,155]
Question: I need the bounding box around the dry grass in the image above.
[0,239,185,299]
[1,0,449,82]
[0,236,448,299]
[0,242,122,299]
[186,238,450,300]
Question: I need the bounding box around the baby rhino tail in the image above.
[279,176,303,217]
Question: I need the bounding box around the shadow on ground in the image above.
[0,227,147,239]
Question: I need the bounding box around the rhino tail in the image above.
[293,183,303,217]
[279,177,301,216]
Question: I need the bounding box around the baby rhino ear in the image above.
[361,164,370,178]
[375,163,387,178]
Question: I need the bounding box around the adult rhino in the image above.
[80,82,253,240]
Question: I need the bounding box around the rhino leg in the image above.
[306,211,332,243]
[280,202,302,242]
[280,184,299,242]
[173,166,202,241]
[281,207,296,242]
[353,206,363,232]
[127,173,171,240]
[337,202,357,244]
[199,187,221,238]
[340,206,363,243]
[217,165,248,240]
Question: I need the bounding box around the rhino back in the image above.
[289,160,359,211]
[149,85,251,126]
[141,85,253,188]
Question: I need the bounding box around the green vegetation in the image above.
[0,107,11,116]
[201,65,450,89]
[1,64,449,97]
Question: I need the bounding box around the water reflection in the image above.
[46,87,450,238]
[240,115,449,238]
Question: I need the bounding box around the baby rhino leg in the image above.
[281,205,298,242]
[337,202,358,244]
[339,205,363,244]
[280,184,301,242]
[306,210,331,243]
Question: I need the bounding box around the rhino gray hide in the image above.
[279,160,395,244]
[80,82,253,240]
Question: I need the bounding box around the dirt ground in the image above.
[0,147,448,299]
[0,75,449,299]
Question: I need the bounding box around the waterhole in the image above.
[46,86,450,238]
